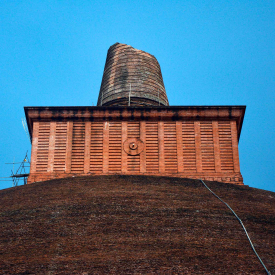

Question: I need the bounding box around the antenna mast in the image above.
[3,152,30,187]
[22,118,31,143]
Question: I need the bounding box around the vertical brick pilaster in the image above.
[102,121,109,173]
[30,122,39,173]
[176,121,183,173]
[84,121,91,173]
[65,121,73,173]
[158,121,165,173]
[47,122,56,172]
[194,122,202,172]
[212,121,221,172]
[140,121,146,173]
[231,121,240,173]
[121,122,128,173]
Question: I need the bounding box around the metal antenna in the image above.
[128,84,131,106]
[13,157,15,187]
[22,118,31,143]
[5,151,30,187]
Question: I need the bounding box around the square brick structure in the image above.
[25,105,245,185]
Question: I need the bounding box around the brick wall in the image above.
[28,119,243,184]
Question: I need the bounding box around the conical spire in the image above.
[97,43,169,107]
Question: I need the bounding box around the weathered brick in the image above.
[25,106,245,185]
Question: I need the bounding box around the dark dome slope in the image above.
[0,175,274,274]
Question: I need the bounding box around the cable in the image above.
[199,179,271,275]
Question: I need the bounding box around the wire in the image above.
[200,179,271,275]
[5,162,25,165]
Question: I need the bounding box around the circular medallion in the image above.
[123,138,144,156]
[129,142,138,150]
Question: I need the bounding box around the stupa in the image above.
[25,43,245,184]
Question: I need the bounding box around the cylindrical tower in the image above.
[97,43,169,107]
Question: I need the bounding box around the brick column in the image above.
[194,122,202,172]
[158,121,165,173]
[212,121,221,172]
[84,121,91,173]
[176,121,183,173]
[47,122,56,172]
[121,122,128,173]
[65,121,73,173]
[30,122,39,173]
[140,121,146,173]
[231,121,240,173]
[102,121,109,173]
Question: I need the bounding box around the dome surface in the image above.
[97,43,169,106]
[0,175,274,274]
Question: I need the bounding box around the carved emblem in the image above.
[123,138,144,156]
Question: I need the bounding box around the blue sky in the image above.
[0,1,274,191]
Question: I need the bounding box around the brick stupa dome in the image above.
[0,175,274,274]
[97,43,169,106]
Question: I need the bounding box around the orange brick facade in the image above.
[25,106,245,185]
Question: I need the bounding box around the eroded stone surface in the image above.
[97,43,169,107]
